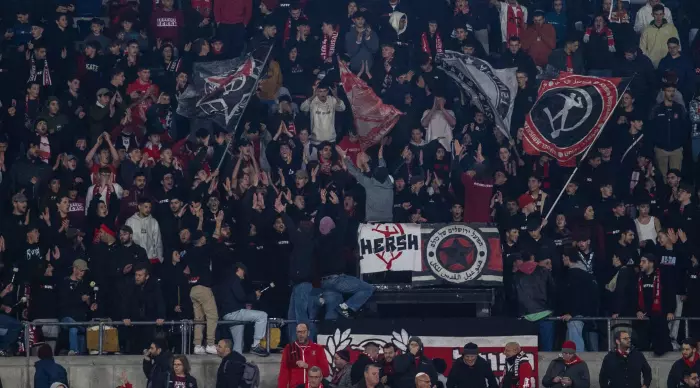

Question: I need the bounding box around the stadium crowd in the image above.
[1,0,700,380]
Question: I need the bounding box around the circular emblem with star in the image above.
[425,224,488,283]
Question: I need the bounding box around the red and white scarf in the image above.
[321,30,338,61]
[93,183,115,206]
[454,3,470,15]
[584,26,616,50]
[506,4,524,40]
[28,56,52,86]
[421,32,444,57]
[638,268,662,314]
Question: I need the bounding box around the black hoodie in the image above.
[447,356,498,388]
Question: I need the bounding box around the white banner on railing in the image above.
[358,223,421,274]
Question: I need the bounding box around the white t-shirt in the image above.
[423,109,455,152]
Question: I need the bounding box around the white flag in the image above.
[358,223,421,274]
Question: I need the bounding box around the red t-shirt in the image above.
[337,136,362,166]
[126,79,159,126]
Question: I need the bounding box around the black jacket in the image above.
[57,276,91,321]
[599,349,651,388]
[143,350,172,388]
[215,271,254,315]
[216,351,247,388]
[121,278,166,321]
[282,213,314,284]
[542,357,590,388]
[393,353,438,388]
[559,265,599,317]
[513,262,556,316]
[446,356,498,388]
[667,356,700,388]
[351,354,381,385]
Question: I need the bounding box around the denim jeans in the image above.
[287,283,316,340]
[539,320,555,351]
[60,317,85,353]
[566,317,599,351]
[0,314,21,351]
[320,275,374,317]
[223,309,268,354]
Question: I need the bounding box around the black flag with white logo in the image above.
[523,73,630,166]
[176,45,272,130]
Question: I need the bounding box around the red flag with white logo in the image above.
[338,60,403,150]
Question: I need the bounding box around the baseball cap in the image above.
[518,194,535,209]
[96,88,112,98]
[678,182,694,194]
[73,259,89,271]
[462,342,479,356]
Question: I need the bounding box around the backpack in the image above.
[224,359,260,388]
[240,362,260,388]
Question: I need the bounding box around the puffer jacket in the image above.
[542,356,590,388]
[125,213,163,262]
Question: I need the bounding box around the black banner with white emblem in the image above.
[437,51,517,139]
[176,45,272,130]
[523,73,630,166]
[412,223,503,287]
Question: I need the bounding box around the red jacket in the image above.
[278,341,330,388]
[214,0,252,25]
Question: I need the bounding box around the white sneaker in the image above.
[194,345,206,355]
[205,345,217,355]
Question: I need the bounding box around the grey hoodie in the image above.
[345,157,394,222]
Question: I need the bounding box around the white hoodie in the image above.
[125,213,163,262]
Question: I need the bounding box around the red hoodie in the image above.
[278,341,330,388]
[214,0,252,25]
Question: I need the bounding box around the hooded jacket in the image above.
[34,359,68,388]
[513,261,556,316]
[278,340,331,388]
[125,212,163,262]
[143,350,172,388]
[640,19,679,67]
[345,157,394,222]
[217,350,247,388]
[542,356,590,388]
[299,95,346,143]
[394,337,438,388]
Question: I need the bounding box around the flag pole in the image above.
[543,76,634,221]
[215,43,275,172]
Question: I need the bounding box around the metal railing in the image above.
[543,316,700,351]
[15,317,297,359]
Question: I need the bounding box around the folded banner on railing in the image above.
[318,318,538,381]
[358,223,503,287]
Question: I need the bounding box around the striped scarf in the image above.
[321,31,338,61]
[28,56,52,86]
[421,32,444,57]
[584,26,615,50]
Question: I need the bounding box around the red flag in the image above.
[338,60,403,149]
[522,73,629,166]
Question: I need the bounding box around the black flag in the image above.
[176,45,272,130]
[523,73,631,166]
